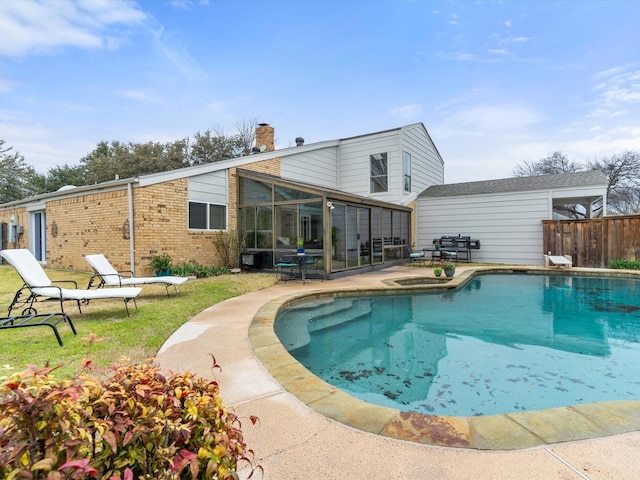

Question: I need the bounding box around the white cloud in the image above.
[590,66,640,117]
[437,103,545,137]
[117,89,162,103]
[151,27,206,81]
[390,104,423,120]
[0,77,15,94]
[0,0,147,57]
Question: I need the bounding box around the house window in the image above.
[403,151,411,192]
[370,153,388,193]
[188,202,227,230]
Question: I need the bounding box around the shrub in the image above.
[0,360,260,479]
[609,259,640,270]
[150,253,173,272]
[171,262,230,278]
[212,230,240,269]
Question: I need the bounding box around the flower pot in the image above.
[156,270,172,277]
[297,248,305,254]
[444,268,455,277]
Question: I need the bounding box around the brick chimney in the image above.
[255,123,275,152]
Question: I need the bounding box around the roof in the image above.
[418,170,609,198]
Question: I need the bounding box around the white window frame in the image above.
[188,201,228,231]
[370,152,388,194]
[26,204,46,262]
[403,150,412,193]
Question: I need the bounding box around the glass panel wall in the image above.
[358,208,370,266]
[256,206,272,249]
[240,178,272,204]
[240,208,256,248]
[371,208,383,264]
[238,175,411,275]
[275,205,297,248]
[299,202,323,249]
[346,206,358,268]
[275,185,318,202]
[331,204,346,270]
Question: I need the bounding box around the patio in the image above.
[156,265,640,479]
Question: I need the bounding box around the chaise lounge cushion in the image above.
[84,254,190,287]
[0,249,141,302]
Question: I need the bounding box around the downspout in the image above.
[128,180,136,274]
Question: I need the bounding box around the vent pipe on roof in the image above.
[295,137,304,146]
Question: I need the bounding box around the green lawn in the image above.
[0,265,277,379]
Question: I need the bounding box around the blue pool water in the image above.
[274,273,640,416]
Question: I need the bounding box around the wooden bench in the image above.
[0,312,77,346]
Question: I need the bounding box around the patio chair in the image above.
[0,312,76,346]
[408,246,426,265]
[274,251,299,282]
[0,249,141,316]
[544,254,573,268]
[84,254,191,296]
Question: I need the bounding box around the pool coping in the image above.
[249,265,640,450]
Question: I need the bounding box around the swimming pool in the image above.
[275,272,640,417]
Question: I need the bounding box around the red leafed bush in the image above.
[0,361,261,479]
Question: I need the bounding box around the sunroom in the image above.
[237,170,413,278]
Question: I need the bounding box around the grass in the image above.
[0,265,277,379]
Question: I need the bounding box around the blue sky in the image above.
[1,0,639,183]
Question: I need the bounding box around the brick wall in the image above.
[0,207,28,251]
[255,124,275,152]
[46,188,131,271]
[0,156,283,274]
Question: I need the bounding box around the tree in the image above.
[513,150,640,216]
[190,119,257,165]
[0,120,259,199]
[586,151,640,215]
[43,164,88,192]
[512,151,583,177]
[190,130,236,164]
[80,140,191,185]
[0,140,40,203]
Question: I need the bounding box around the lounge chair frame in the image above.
[1,249,141,316]
[84,254,190,297]
[0,312,77,346]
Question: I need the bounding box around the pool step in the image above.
[276,299,372,351]
[307,299,372,332]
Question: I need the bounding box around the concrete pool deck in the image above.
[156,265,640,479]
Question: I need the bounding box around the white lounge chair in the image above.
[84,254,191,296]
[0,249,141,316]
[544,254,573,268]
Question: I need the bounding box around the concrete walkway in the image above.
[156,266,640,479]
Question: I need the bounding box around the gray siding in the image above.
[337,129,401,200]
[417,190,550,265]
[280,147,339,188]
[188,171,227,204]
[400,124,444,201]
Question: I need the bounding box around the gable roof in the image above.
[418,170,609,198]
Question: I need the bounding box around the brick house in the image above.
[0,123,444,277]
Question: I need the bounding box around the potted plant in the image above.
[150,253,173,276]
[443,261,456,277]
[297,237,305,254]
[433,266,442,277]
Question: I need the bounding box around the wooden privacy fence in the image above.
[542,215,640,268]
